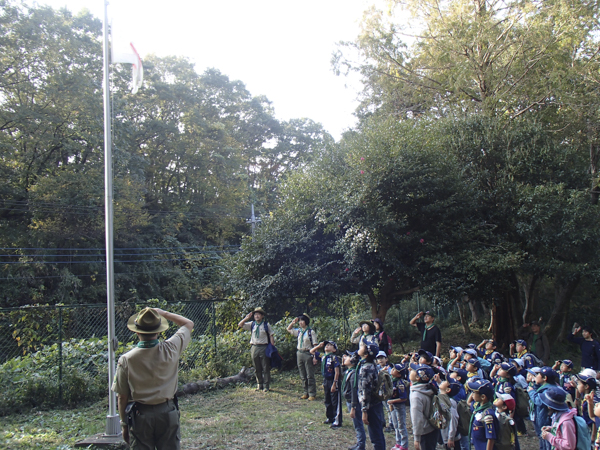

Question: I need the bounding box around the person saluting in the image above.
[112,307,193,449]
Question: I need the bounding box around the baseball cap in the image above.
[575,372,598,389]
[324,340,338,351]
[393,363,408,373]
[490,352,505,365]
[376,350,387,358]
[466,358,481,369]
[467,378,494,398]
[558,360,574,369]
[540,367,558,381]
[449,367,468,384]
[464,349,478,357]
[410,363,435,382]
[418,349,434,363]
[526,367,542,376]
[514,339,527,347]
[450,346,463,353]
[496,393,516,411]
[500,362,517,377]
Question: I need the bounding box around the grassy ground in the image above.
[0,369,542,450]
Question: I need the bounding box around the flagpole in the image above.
[102,0,120,437]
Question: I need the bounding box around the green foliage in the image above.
[0,337,123,415]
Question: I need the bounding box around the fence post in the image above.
[58,306,63,406]
[212,301,217,356]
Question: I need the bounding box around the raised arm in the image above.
[154,308,193,330]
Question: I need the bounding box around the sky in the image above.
[32,0,384,140]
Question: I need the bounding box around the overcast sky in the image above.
[31,0,384,140]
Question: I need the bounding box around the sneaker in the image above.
[300,394,309,400]
[330,423,341,429]
[324,419,333,424]
[308,396,316,401]
[384,426,394,433]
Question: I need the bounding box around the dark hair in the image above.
[582,326,594,336]
[298,315,310,326]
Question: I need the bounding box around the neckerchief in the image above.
[517,349,527,358]
[485,349,493,356]
[299,327,312,347]
[342,367,356,393]
[423,324,435,341]
[469,401,493,438]
[254,320,264,339]
[137,339,159,348]
[321,352,332,375]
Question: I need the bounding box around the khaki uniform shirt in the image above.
[111,327,192,404]
[289,327,317,351]
[242,321,273,345]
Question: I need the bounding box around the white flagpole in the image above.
[102,0,120,437]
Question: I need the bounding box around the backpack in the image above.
[514,385,530,418]
[373,370,393,402]
[456,399,472,436]
[378,331,393,356]
[529,353,544,367]
[573,415,592,450]
[495,413,515,450]
[428,393,452,430]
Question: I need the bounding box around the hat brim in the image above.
[127,314,169,334]
[539,391,569,411]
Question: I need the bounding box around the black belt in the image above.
[252,343,268,346]
[297,349,311,353]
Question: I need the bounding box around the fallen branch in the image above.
[177,366,256,396]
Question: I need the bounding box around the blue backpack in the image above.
[573,415,591,450]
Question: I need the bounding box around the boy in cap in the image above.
[510,340,535,369]
[540,387,578,450]
[311,340,342,428]
[376,350,394,432]
[552,360,575,400]
[356,342,386,450]
[238,307,275,391]
[439,378,462,450]
[574,371,597,429]
[478,339,498,363]
[112,307,193,449]
[409,363,438,450]
[343,350,366,450]
[388,363,410,450]
[528,367,558,450]
[494,393,517,450]
[492,362,517,402]
[468,378,499,450]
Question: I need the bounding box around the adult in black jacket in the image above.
[567,325,600,370]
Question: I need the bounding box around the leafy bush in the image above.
[0,337,129,415]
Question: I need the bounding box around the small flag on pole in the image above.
[111,20,143,94]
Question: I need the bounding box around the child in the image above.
[510,340,535,369]
[409,363,438,450]
[439,379,461,450]
[553,360,575,400]
[467,378,499,450]
[418,349,434,366]
[311,340,342,428]
[575,372,597,430]
[540,387,577,450]
[376,350,394,433]
[351,320,379,347]
[388,363,409,450]
[494,393,517,450]
[478,339,498,363]
[448,346,463,370]
[357,342,386,450]
[528,367,558,450]
[343,350,366,450]
[492,362,517,402]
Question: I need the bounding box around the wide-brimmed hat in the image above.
[252,307,266,315]
[127,308,169,334]
[358,320,376,333]
[539,387,569,411]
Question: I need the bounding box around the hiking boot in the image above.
[308,396,316,401]
[300,394,309,399]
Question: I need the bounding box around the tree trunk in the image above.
[517,274,538,323]
[177,366,255,396]
[367,283,420,323]
[492,289,519,353]
[545,276,580,342]
[468,297,480,323]
[458,296,471,335]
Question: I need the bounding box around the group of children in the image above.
[306,326,600,450]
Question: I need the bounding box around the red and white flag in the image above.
[111,20,143,94]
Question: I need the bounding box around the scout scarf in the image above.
[254,320,264,339]
[469,401,493,438]
[137,339,159,348]
[321,352,332,376]
[299,327,313,347]
[423,324,435,341]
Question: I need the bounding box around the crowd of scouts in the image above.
[241,307,600,450]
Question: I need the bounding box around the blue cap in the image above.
[447,379,462,397]
[363,342,380,357]
[464,349,478,357]
[467,358,481,369]
[515,339,527,347]
[559,360,574,369]
[467,378,494,398]
[410,363,435,382]
[394,363,408,373]
[449,367,468,383]
[540,367,558,381]
[418,349,434,363]
[526,367,542,376]
[324,340,338,352]
[450,346,463,353]
[539,387,569,411]
[490,352,505,365]
[575,373,598,389]
[468,343,477,350]
[500,362,517,377]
